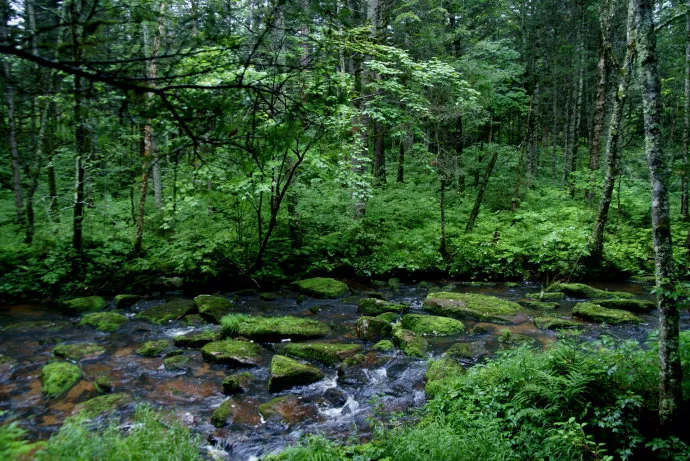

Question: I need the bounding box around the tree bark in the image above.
[466,150,498,233]
[682,0,690,220]
[397,136,404,183]
[70,0,87,256]
[373,120,386,184]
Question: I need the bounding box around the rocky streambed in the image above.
[1,277,686,460]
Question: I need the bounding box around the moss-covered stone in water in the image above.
[401,314,465,336]
[268,354,324,392]
[180,314,206,327]
[259,292,280,301]
[292,277,350,299]
[200,339,263,366]
[173,329,220,348]
[73,393,131,418]
[222,372,254,395]
[275,343,363,365]
[425,357,466,399]
[258,395,317,425]
[163,354,190,371]
[372,340,395,352]
[79,312,127,332]
[525,292,565,301]
[534,317,582,330]
[52,343,106,361]
[357,298,406,316]
[137,339,173,357]
[220,314,329,341]
[444,342,490,362]
[497,329,537,347]
[572,302,642,324]
[194,295,233,324]
[41,362,82,398]
[376,312,398,323]
[422,292,525,324]
[392,327,428,358]
[354,316,392,341]
[63,296,107,312]
[521,301,560,310]
[94,375,114,393]
[505,282,521,288]
[114,294,140,308]
[546,282,634,299]
[211,399,234,427]
[136,299,196,324]
[592,298,655,313]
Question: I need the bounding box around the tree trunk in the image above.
[373,120,386,184]
[70,0,87,256]
[397,136,404,183]
[466,150,498,233]
[455,115,465,194]
[513,100,532,211]
[440,177,447,256]
[682,0,690,220]
[634,0,682,432]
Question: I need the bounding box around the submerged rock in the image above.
[63,296,107,312]
[357,298,406,316]
[444,342,488,362]
[173,329,220,348]
[114,294,140,308]
[259,292,280,301]
[220,314,329,341]
[79,312,127,332]
[526,292,565,301]
[194,295,233,324]
[392,327,429,358]
[534,316,582,330]
[200,339,263,366]
[572,302,642,324]
[547,282,634,299]
[275,342,363,365]
[73,392,132,418]
[41,362,82,398]
[52,343,106,361]
[401,314,465,336]
[222,372,254,395]
[354,316,392,341]
[292,277,350,298]
[592,298,655,313]
[136,299,196,324]
[423,292,525,324]
[163,354,191,371]
[137,339,174,357]
[94,375,114,393]
[258,395,318,425]
[268,354,324,392]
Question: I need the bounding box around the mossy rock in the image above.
[521,301,560,310]
[41,362,82,398]
[534,317,582,330]
[63,296,107,312]
[592,298,655,313]
[401,314,465,336]
[547,282,634,299]
[275,343,363,365]
[259,292,280,301]
[525,292,565,301]
[222,372,254,395]
[52,343,106,361]
[357,298,406,316]
[211,399,234,427]
[497,329,538,347]
[425,357,466,399]
[387,278,401,290]
[365,291,386,300]
[114,294,140,308]
[505,282,521,288]
[354,316,392,341]
[137,339,173,357]
[220,314,329,341]
[423,292,525,324]
[136,299,196,324]
[268,354,324,392]
[200,339,263,366]
[73,393,131,418]
[392,327,428,358]
[173,329,220,348]
[418,281,436,289]
[292,277,350,299]
[94,375,114,393]
[163,354,190,371]
[79,312,127,332]
[629,275,656,283]
[0,354,14,380]
[572,302,642,324]
[444,342,489,361]
[376,312,398,323]
[372,340,395,352]
[194,295,233,324]
[180,314,207,327]
[258,395,316,425]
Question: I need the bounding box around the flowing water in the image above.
[1,280,688,460]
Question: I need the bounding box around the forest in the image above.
[2,0,690,459]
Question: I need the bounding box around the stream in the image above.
[1,279,688,460]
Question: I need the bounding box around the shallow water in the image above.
[1,280,688,460]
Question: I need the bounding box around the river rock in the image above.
[274,342,363,365]
[0,354,14,381]
[357,298,406,316]
[292,277,350,298]
[401,314,465,336]
[201,339,263,366]
[526,292,565,301]
[258,395,318,425]
[62,296,107,312]
[423,292,525,324]
[521,301,560,310]
[392,327,428,358]
[52,343,106,361]
[164,354,191,371]
[268,355,324,392]
[79,312,127,332]
[546,282,634,299]
[194,295,233,324]
[592,298,655,313]
[114,294,140,308]
[354,316,392,341]
[41,361,82,398]
[324,387,348,406]
[534,316,582,330]
[222,372,254,395]
[372,340,395,352]
[73,392,132,418]
[136,299,196,324]
[572,302,642,324]
[137,339,174,357]
[173,329,220,348]
[444,342,489,362]
[220,314,329,341]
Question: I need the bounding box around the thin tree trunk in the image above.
[70,0,86,256]
[397,136,404,183]
[513,100,532,211]
[373,120,386,184]
[466,150,498,233]
[570,20,585,197]
[682,0,690,220]
[456,115,465,194]
[440,177,447,256]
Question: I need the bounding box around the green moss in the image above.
[629,275,656,283]
[222,372,254,395]
[211,399,233,427]
[136,299,196,324]
[163,355,190,371]
[497,330,537,347]
[275,343,363,365]
[547,282,634,299]
[376,312,398,323]
[137,339,173,357]
[63,296,107,312]
[424,357,466,399]
[392,327,429,358]
[52,343,106,361]
[372,340,395,352]
[401,314,465,336]
[572,302,642,324]
[505,282,521,288]
[180,314,206,327]
[534,317,582,330]
[200,339,263,366]
[258,395,311,424]
[114,294,140,308]
[194,295,233,324]
[357,298,406,315]
[41,362,82,398]
[521,301,560,310]
[94,375,114,393]
[354,316,392,341]
[422,292,525,324]
[525,292,565,301]
[79,312,127,332]
[444,342,472,360]
[173,329,220,348]
[592,298,655,313]
[268,355,324,392]
[73,393,132,418]
[259,292,280,301]
[220,314,329,341]
[292,277,350,298]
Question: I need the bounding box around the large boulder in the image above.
[220,314,329,341]
[292,277,350,298]
[357,298,406,316]
[136,299,196,324]
[194,295,233,324]
[79,312,127,332]
[423,292,525,324]
[274,343,363,365]
[114,294,140,308]
[354,316,392,341]
[62,296,107,312]
[173,329,220,348]
[268,355,324,392]
[401,314,465,336]
[52,343,106,361]
[41,362,82,398]
[200,339,263,366]
[546,282,634,299]
[392,327,428,358]
[572,302,642,324]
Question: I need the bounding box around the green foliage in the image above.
[0,412,38,460]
